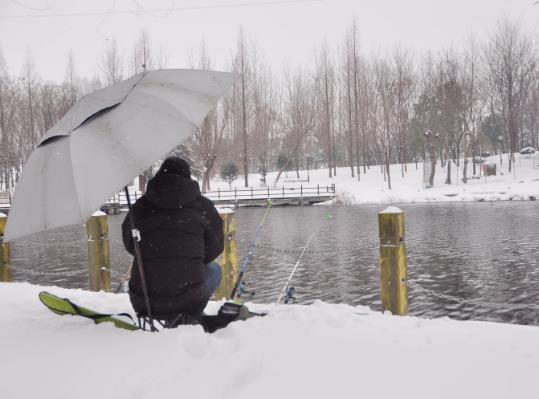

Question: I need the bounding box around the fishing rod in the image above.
[276,231,316,305]
[230,199,272,300]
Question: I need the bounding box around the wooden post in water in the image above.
[86,212,111,292]
[378,206,408,315]
[0,213,12,282]
[214,210,238,300]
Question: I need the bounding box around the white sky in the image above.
[1,0,539,82]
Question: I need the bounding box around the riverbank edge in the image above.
[320,192,538,206]
[317,179,539,206]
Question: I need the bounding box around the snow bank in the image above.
[1,282,538,399]
[379,205,403,214]
[216,206,235,214]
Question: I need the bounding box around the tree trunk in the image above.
[240,45,249,187]
[462,136,470,183]
[202,156,216,192]
[385,153,392,190]
[273,132,305,186]
[428,146,436,187]
[138,174,147,193]
[324,67,333,178]
[445,156,452,184]
[472,147,476,175]
[332,129,337,176]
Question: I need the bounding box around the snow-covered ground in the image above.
[210,153,539,205]
[2,282,539,399]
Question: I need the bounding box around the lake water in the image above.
[9,202,539,325]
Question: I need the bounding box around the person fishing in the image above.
[121,156,224,327]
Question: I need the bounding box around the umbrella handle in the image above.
[131,229,141,242]
[124,186,157,332]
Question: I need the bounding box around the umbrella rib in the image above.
[6,69,237,241]
[116,90,201,184]
[72,73,146,134]
[65,135,88,224]
[129,88,207,130]
[66,93,200,221]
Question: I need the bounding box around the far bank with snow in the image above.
[209,153,539,206]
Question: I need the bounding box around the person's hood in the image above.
[145,173,201,209]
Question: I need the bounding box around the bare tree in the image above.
[461,37,482,183]
[131,29,153,75]
[250,47,276,185]
[351,20,362,180]
[314,41,336,178]
[342,36,355,178]
[392,47,414,178]
[190,41,231,192]
[22,51,38,153]
[130,30,155,191]
[101,38,123,85]
[523,69,539,148]
[273,70,315,186]
[63,50,78,112]
[483,18,536,172]
[373,56,395,190]
[233,28,250,187]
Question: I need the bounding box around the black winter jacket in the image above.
[122,173,223,319]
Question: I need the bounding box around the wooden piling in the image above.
[86,212,111,292]
[214,210,238,300]
[378,206,408,315]
[0,213,12,282]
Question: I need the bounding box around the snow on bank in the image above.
[2,282,539,399]
[210,154,539,205]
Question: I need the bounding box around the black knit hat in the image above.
[157,157,191,179]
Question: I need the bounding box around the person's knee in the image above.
[207,262,222,291]
[213,262,222,285]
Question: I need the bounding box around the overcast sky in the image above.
[1,0,539,82]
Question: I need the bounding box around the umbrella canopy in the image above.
[5,69,237,241]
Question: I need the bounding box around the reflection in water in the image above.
[9,202,539,325]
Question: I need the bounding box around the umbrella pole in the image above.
[124,186,157,332]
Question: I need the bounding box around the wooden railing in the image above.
[204,184,336,201]
[106,190,142,205]
[105,184,336,206]
[0,192,11,210]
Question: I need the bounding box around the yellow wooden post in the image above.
[86,212,111,292]
[0,212,12,282]
[378,206,408,315]
[214,209,238,300]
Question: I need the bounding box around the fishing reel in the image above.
[237,281,255,298]
[284,286,296,304]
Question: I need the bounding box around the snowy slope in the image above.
[1,282,538,399]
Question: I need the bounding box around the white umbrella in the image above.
[5,69,237,241]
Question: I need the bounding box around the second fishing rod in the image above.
[229,199,272,300]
